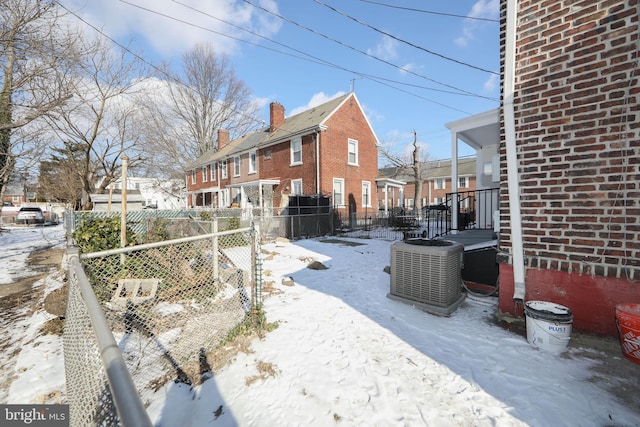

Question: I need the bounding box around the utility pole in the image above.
[120,155,128,264]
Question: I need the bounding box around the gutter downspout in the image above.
[504,0,526,301]
[315,131,321,194]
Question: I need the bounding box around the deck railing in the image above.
[445,187,499,234]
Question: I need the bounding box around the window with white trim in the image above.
[292,179,303,195]
[459,176,468,188]
[362,181,371,207]
[220,189,229,207]
[191,170,196,184]
[249,151,257,174]
[348,139,358,165]
[435,178,445,189]
[221,160,228,179]
[290,138,302,165]
[202,166,208,182]
[333,178,344,207]
[211,163,216,181]
[233,156,241,177]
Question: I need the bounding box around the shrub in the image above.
[73,215,137,253]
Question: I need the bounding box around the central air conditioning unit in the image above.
[388,239,465,316]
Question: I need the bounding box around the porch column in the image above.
[451,131,459,233]
[384,184,389,215]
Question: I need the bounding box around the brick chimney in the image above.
[217,128,229,150]
[269,102,285,133]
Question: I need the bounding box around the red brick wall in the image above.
[498,0,640,335]
[390,178,475,208]
[259,134,318,208]
[319,96,379,213]
[186,95,379,213]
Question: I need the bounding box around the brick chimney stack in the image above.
[217,128,229,150]
[269,102,285,133]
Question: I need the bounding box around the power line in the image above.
[314,0,498,75]
[59,0,496,151]
[166,0,495,101]
[57,0,278,131]
[242,0,494,100]
[359,0,500,23]
[118,0,497,111]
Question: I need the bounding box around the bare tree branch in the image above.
[42,36,149,210]
[0,0,78,205]
[137,42,261,179]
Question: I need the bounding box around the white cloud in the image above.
[484,73,499,91]
[367,35,399,61]
[61,0,282,59]
[399,63,421,74]
[454,0,499,47]
[288,91,346,116]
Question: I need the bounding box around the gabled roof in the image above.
[190,92,377,169]
[380,157,476,182]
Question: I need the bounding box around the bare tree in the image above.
[37,142,85,208]
[138,42,261,179]
[380,130,430,216]
[411,131,424,215]
[44,36,149,210]
[0,0,78,208]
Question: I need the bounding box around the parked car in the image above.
[15,206,45,224]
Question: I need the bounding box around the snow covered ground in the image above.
[1,225,639,426]
[0,225,67,405]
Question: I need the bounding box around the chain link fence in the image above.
[64,226,261,426]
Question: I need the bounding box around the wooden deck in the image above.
[438,228,497,249]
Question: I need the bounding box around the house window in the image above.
[249,151,257,174]
[220,189,229,207]
[434,197,444,204]
[435,178,445,190]
[211,163,216,181]
[221,160,228,179]
[348,139,358,165]
[406,198,415,209]
[233,156,241,177]
[333,178,344,207]
[264,149,272,160]
[290,138,302,165]
[459,176,469,188]
[292,179,303,195]
[362,181,371,207]
[202,166,208,183]
[191,170,196,184]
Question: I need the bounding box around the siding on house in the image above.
[498,0,639,335]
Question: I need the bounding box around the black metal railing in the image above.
[445,188,499,234]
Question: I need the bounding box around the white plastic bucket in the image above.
[525,301,573,354]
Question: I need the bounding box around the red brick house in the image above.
[378,157,478,212]
[495,0,639,335]
[186,92,380,216]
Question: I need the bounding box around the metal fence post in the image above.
[213,217,219,279]
[251,223,262,308]
[68,248,152,427]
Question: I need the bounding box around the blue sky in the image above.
[61,0,500,163]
